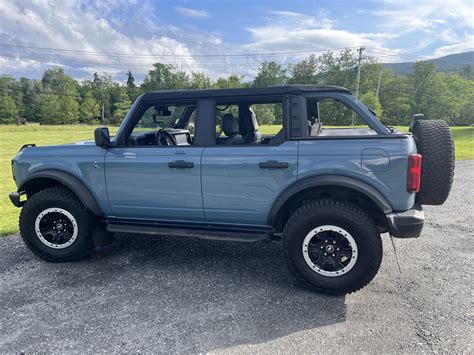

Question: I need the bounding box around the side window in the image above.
[306,98,374,137]
[133,105,183,132]
[127,103,197,146]
[214,101,284,145]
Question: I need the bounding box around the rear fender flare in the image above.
[267,175,393,226]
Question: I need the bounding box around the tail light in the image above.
[407,154,422,193]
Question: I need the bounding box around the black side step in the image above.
[106,223,269,242]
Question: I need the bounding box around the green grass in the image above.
[1,125,472,236]
[450,127,474,160]
[0,125,117,237]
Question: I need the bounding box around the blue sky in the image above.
[0,0,473,82]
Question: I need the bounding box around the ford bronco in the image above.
[9,85,455,294]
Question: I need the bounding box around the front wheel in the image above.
[282,199,383,295]
[19,186,95,262]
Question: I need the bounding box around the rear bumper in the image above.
[386,203,424,238]
[9,191,25,207]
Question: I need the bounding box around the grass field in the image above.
[1,125,472,236]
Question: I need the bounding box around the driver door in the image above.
[104,103,205,222]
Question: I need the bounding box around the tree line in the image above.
[0,48,473,126]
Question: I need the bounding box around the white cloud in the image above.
[432,35,474,57]
[0,0,471,82]
[244,11,398,60]
[269,11,308,18]
[370,0,474,58]
[373,0,474,32]
[174,7,210,18]
[0,0,205,79]
[438,28,459,44]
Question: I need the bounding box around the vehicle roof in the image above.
[141,85,352,101]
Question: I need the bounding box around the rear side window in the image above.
[213,100,284,146]
[306,98,375,137]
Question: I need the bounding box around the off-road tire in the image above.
[19,186,95,262]
[410,119,455,205]
[282,199,383,295]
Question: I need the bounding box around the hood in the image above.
[74,140,96,145]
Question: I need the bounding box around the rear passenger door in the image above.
[200,98,298,226]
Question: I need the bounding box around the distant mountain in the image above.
[383,51,474,76]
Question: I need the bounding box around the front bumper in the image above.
[386,203,424,238]
[9,191,25,207]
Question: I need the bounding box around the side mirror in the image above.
[94,127,110,148]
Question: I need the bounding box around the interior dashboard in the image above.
[128,129,192,146]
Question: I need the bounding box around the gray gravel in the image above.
[1,160,472,353]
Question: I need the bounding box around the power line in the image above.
[365,49,425,62]
[0,53,302,70]
[0,50,416,73]
[0,43,359,59]
[0,47,428,74]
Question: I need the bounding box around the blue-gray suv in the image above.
[9,85,455,294]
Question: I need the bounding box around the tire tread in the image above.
[19,186,94,262]
[282,199,382,295]
[411,120,455,205]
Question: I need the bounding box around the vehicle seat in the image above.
[218,113,243,145]
[242,108,262,144]
[309,117,322,136]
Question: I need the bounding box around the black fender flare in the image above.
[267,175,393,226]
[18,169,103,216]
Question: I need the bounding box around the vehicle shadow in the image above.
[89,234,347,352]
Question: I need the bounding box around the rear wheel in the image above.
[282,199,383,295]
[19,186,95,262]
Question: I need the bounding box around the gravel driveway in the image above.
[1,160,472,353]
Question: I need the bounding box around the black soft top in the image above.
[141,85,351,101]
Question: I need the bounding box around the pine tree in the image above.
[126,70,136,100]
[80,97,100,123]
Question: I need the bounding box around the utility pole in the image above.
[354,46,365,99]
[376,69,383,99]
[101,86,105,123]
[352,46,365,125]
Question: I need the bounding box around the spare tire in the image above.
[410,119,455,205]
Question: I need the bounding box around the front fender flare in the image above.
[267,175,393,226]
[18,169,103,216]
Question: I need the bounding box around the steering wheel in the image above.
[155,129,176,146]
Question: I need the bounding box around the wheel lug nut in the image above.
[333,241,336,244]
[325,240,328,243]
[324,253,327,256]
[337,248,340,251]
[320,246,323,249]
[332,254,335,257]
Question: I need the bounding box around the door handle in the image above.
[259,160,289,169]
[168,160,194,168]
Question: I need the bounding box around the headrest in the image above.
[241,107,259,134]
[222,113,239,136]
